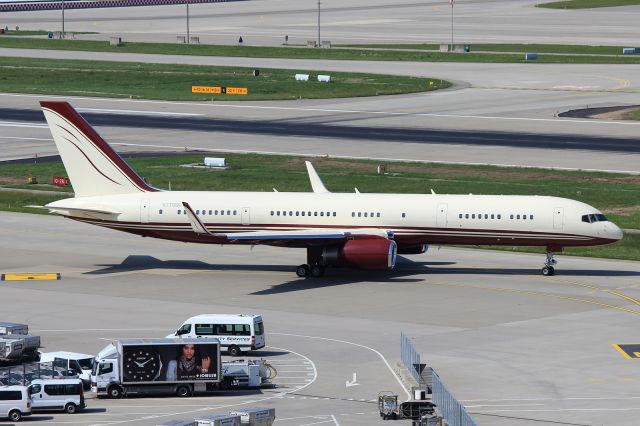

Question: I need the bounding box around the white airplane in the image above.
[39,101,623,277]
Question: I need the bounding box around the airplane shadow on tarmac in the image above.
[86,255,640,295]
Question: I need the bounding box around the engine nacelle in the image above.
[323,237,397,270]
[397,244,429,255]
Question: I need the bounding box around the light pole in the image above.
[61,0,65,39]
[317,0,320,47]
[186,0,190,43]
[450,0,454,51]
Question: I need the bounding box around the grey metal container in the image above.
[229,407,275,426]
[0,322,29,335]
[194,414,241,426]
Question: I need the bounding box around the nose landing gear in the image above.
[542,249,557,276]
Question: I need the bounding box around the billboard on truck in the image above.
[119,339,220,385]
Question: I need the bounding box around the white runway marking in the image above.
[272,332,411,400]
[76,108,205,117]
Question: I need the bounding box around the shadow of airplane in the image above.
[85,255,640,296]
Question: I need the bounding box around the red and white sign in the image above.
[52,176,70,187]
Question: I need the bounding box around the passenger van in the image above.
[0,386,31,421]
[28,379,85,414]
[168,314,265,356]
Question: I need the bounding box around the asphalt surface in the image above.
[1,0,639,46]
[1,211,639,426]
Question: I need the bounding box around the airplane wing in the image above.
[182,202,391,243]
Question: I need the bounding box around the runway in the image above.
[1,211,639,425]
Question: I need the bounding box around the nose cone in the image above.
[605,223,624,241]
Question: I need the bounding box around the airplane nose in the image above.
[605,223,624,240]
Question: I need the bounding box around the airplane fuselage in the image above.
[49,192,622,249]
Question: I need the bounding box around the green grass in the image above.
[1,30,50,36]
[537,0,640,9]
[3,152,640,222]
[339,43,626,55]
[2,37,640,64]
[622,109,640,120]
[0,56,449,101]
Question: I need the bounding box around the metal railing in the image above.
[401,332,423,385]
[432,371,477,426]
[0,361,64,386]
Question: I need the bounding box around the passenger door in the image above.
[553,207,564,230]
[437,204,448,227]
[140,199,150,223]
[242,207,251,225]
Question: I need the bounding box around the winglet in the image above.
[305,161,330,193]
[182,202,215,236]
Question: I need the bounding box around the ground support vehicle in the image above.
[229,407,275,426]
[0,322,29,336]
[378,391,399,420]
[221,359,276,389]
[92,338,221,398]
[40,352,93,389]
[28,378,85,414]
[168,314,265,357]
[0,334,40,365]
[0,385,32,421]
[400,400,436,420]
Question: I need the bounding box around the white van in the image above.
[168,314,265,356]
[39,352,94,388]
[28,379,85,414]
[0,386,32,421]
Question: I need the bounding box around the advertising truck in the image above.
[91,338,221,398]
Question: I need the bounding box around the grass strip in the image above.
[622,109,640,120]
[1,153,638,262]
[537,0,640,9]
[338,43,627,55]
[2,37,640,64]
[0,56,448,101]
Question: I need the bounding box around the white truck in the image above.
[92,338,221,398]
[0,323,40,365]
[40,352,94,389]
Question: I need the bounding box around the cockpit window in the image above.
[582,214,608,223]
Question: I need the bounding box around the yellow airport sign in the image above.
[192,86,248,95]
[613,344,640,359]
[1,273,61,281]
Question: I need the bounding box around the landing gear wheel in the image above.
[310,264,325,277]
[542,266,555,276]
[228,345,241,357]
[296,264,310,278]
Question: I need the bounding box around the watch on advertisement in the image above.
[123,348,163,382]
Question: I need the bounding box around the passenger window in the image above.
[352,212,355,217]
[376,213,380,217]
[296,211,299,216]
[459,214,462,219]
[472,214,475,219]
[517,215,520,219]
[314,212,318,216]
[484,214,488,219]
[270,211,274,216]
[497,214,501,219]
[233,210,237,215]
[530,215,533,220]
[220,210,224,216]
[491,214,494,219]
[358,212,361,217]
[510,215,514,219]
[177,210,181,215]
[465,214,469,219]
[227,210,231,215]
[402,213,406,218]
[302,211,305,216]
[364,212,368,217]
[321,212,325,216]
[159,209,163,214]
[209,210,212,215]
[195,324,215,335]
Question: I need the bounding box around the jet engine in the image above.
[322,237,397,270]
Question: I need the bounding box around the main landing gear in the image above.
[542,249,557,276]
[296,263,325,278]
[296,247,326,278]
